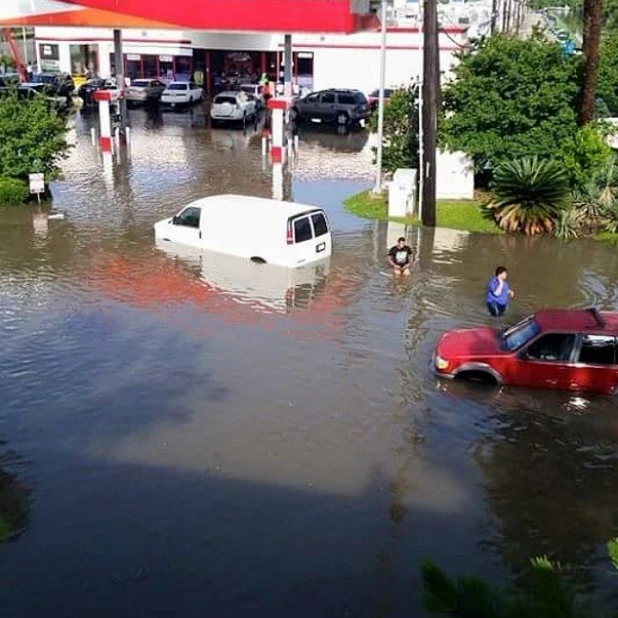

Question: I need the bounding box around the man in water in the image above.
[387,237,413,277]
[486,266,514,316]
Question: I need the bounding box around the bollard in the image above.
[125,126,131,145]
[91,127,97,146]
[262,135,268,156]
[114,126,121,147]
[294,134,299,151]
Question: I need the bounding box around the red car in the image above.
[434,308,618,395]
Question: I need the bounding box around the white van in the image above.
[153,194,332,268]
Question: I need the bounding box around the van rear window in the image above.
[214,96,237,105]
[311,213,328,237]
[294,217,313,243]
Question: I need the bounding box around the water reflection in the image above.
[0,449,29,542]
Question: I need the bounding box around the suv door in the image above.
[297,92,320,120]
[318,92,336,121]
[507,333,577,390]
[570,334,618,394]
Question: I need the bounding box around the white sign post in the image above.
[29,173,45,204]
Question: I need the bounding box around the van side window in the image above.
[311,213,328,237]
[577,335,617,365]
[174,207,201,228]
[294,217,313,243]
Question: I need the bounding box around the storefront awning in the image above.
[1,0,379,33]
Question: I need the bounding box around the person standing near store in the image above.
[485,266,515,316]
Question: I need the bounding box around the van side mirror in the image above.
[172,216,178,225]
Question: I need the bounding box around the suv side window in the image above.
[294,217,313,243]
[577,335,617,365]
[304,93,319,104]
[321,92,335,104]
[174,206,201,228]
[522,333,576,362]
[337,94,356,105]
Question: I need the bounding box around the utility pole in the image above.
[422,0,437,227]
[417,4,424,219]
[113,29,127,129]
[373,0,388,194]
[490,0,498,34]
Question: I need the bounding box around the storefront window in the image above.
[39,43,60,72]
[143,55,158,78]
[125,54,142,80]
[70,44,98,76]
[175,56,193,82]
[159,55,175,82]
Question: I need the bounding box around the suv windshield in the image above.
[500,318,541,351]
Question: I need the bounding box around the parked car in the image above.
[126,78,167,106]
[290,89,370,126]
[210,91,256,126]
[30,72,75,99]
[367,87,396,112]
[160,81,203,108]
[77,78,114,107]
[433,308,618,395]
[154,194,332,268]
[0,84,69,112]
[20,83,70,109]
[239,83,265,109]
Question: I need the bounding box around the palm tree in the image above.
[488,157,570,235]
[580,0,604,125]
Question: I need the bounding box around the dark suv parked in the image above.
[291,89,370,126]
[28,72,75,99]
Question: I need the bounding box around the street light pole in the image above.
[373,0,388,195]
[417,4,424,219]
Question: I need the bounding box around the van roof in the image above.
[187,194,323,217]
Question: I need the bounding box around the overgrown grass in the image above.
[343,190,502,234]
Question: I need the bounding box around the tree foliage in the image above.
[597,30,618,115]
[0,90,70,182]
[370,85,419,176]
[440,33,607,188]
[422,539,618,617]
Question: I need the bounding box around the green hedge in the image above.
[0,177,28,205]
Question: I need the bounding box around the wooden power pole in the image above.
[421,0,438,227]
[580,0,603,125]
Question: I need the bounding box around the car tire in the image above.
[454,370,499,386]
[336,111,349,126]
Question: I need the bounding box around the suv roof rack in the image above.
[585,307,606,329]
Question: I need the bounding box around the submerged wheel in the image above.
[454,371,498,385]
[336,111,349,126]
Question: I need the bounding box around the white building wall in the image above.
[33,26,466,90]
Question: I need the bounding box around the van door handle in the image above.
[199,231,202,239]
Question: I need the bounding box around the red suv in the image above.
[434,308,618,395]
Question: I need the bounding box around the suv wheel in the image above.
[336,111,349,126]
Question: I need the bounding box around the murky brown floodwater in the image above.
[1,105,617,618]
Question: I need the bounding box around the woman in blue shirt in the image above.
[486,266,515,316]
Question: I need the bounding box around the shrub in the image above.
[488,157,570,235]
[0,177,28,205]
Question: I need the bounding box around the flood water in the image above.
[1,106,618,617]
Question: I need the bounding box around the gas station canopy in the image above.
[0,0,378,33]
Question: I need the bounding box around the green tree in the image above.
[370,85,419,176]
[440,33,605,187]
[0,90,70,183]
[597,30,618,115]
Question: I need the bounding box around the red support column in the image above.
[261,51,267,75]
[205,50,212,96]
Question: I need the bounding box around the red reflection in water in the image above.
[86,252,361,341]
